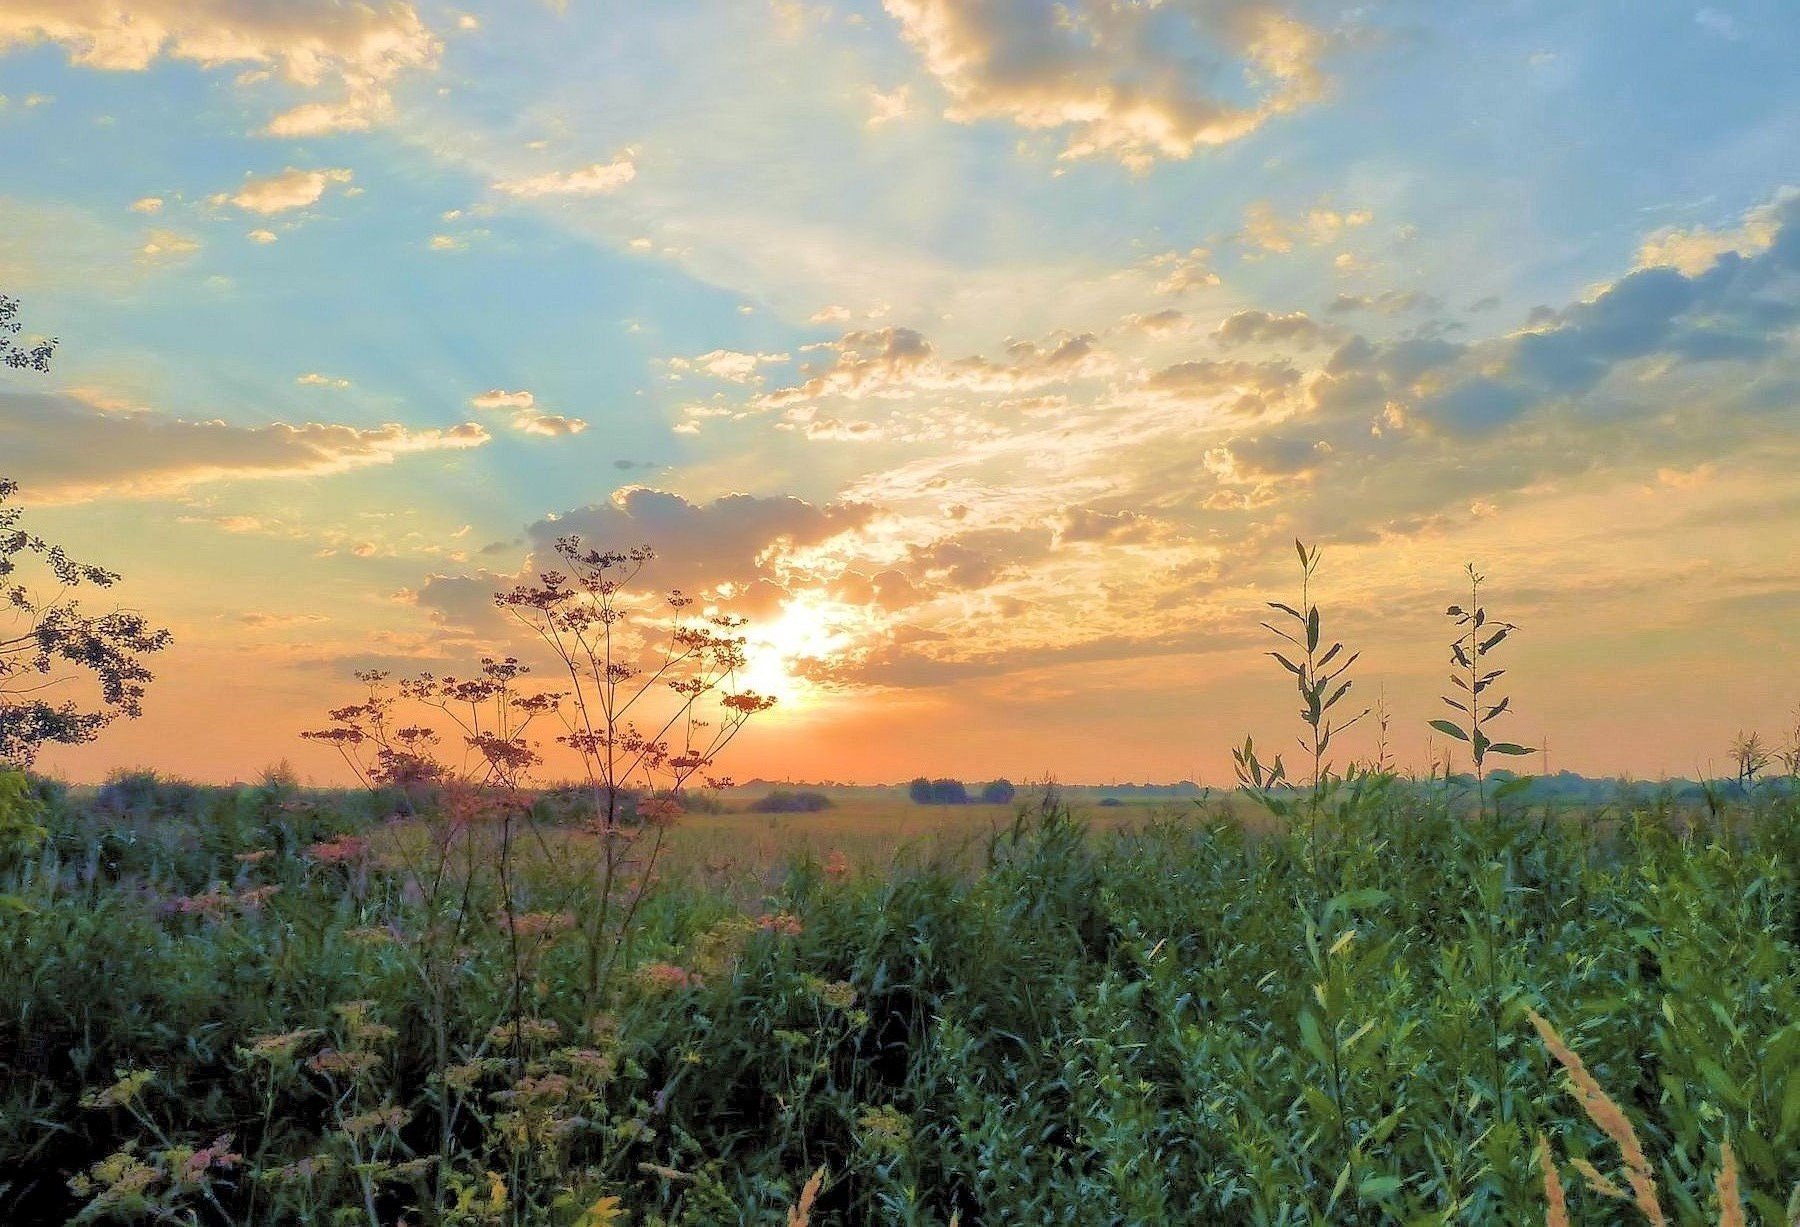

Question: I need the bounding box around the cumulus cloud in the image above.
[1635,188,1793,276]
[1213,309,1337,348]
[666,349,792,382]
[0,1,441,136]
[1148,247,1221,295]
[415,487,879,640]
[297,371,350,389]
[129,196,163,213]
[0,390,488,502]
[211,167,352,215]
[493,158,637,198]
[885,0,1328,167]
[468,388,587,437]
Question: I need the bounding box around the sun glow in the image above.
[737,593,863,708]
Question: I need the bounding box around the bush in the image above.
[748,789,832,814]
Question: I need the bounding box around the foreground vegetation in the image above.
[2,768,1795,1225]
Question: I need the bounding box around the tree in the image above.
[980,778,1016,805]
[1,296,170,767]
[908,776,932,804]
[1,294,56,373]
[929,777,968,805]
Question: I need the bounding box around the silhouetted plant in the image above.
[1234,540,1370,874]
[1429,563,1532,818]
[0,479,173,768]
[1730,730,1771,792]
[0,294,55,372]
[495,537,775,1005]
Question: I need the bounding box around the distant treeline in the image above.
[907,777,1016,805]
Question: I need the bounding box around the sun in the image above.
[737,593,859,708]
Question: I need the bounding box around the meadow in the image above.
[3,526,1797,1225]
[1,765,1796,1225]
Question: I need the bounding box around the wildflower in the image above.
[234,849,274,865]
[814,979,857,1010]
[340,1105,409,1138]
[857,1105,912,1155]
[554,1047,616,1083]
[80,1068,154,1110]
[756,911,803,937]
[635,962,701,993]
[488,1017,562,1045]
[182,1135,242,1179]
[823,849,851,878]
[69,1146,159,1203]
[307,1048,380,1078]
[246,1028,322,1061]
[236,884,282,909]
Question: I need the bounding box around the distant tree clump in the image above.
[907,777,970,805]
[979,778,1016,805]
[747,788,831,814]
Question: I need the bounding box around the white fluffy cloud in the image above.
[0,1,441,136]
[468,388,587,437]
[884,0,1328,166]
[493,158,637,198]
[211,167,353,215]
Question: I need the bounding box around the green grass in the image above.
[1,770,1795,1225]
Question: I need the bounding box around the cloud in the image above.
[0,390,488,502]
[1213,309,1337,348]
[1635,188,1792,276]
[297,372,350,389]
[493,158,637,197]
[211,167,352,215]
[0,1,440,136]
[884,0,1329,166]
[1327,289,1440,315]
[1239,199,1372,254]
[867,84,912,127]
[129,196,163,214]
[1147,247,1220,295]
[415,487,879,640]
[138,228,200,263]
[666,349,792,382]
[247,228,278,243]
[468,388,587,437]
[756,325,1112,413]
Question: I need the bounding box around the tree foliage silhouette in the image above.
[1,295,170,766]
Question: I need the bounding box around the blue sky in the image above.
[2,1,1796,783]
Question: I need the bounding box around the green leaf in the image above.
[1429,719,1468,742]
[1268,651,1304,677]
[1358,1175,1402,1200]
[1487,743,1533,756]
[1267,601,1305,623]
[1306,606,1320,652]
[1442,696,1469,714]
[1298,1009,1330,1065]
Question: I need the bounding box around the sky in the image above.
[1,0,1796,787]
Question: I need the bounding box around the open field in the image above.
[2,770,1795,1225]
